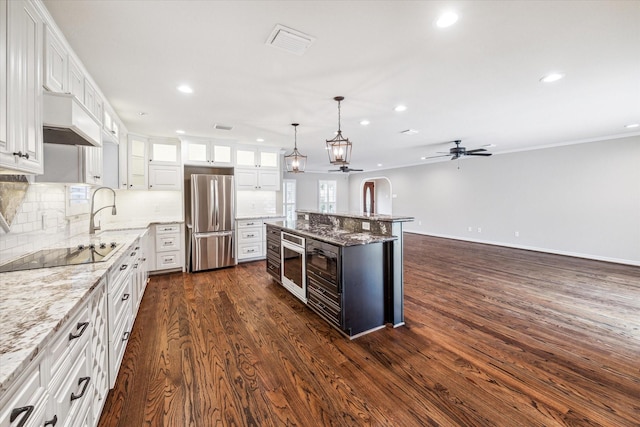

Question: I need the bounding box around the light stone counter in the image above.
[0,228,147,393]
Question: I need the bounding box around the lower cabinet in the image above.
[0,233,151,427]
[237,217,285,262]
[151,223,184,273]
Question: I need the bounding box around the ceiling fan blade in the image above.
[423,154,451,159]
[465,148,487,154]
[467,152,492,156]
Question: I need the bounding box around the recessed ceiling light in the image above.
[482,143,496,148]
[256,138,265,142]
[436,12,459,28]
[377,163,383,167]
[394,105,407,112]
[540,73,565,83]
[360,120,370,126]
[624,123,639,129]
[138,112,148,116]
[401,129,419,135]
[420,156,427,160]
[177,84,193,94]
[176,130,185,134]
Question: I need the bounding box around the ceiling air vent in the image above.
[400,129,419,135]
[213,124,233,131]
[266,24,315,55]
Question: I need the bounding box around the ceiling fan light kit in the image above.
[326,96,353,166]
[284,123,307,173]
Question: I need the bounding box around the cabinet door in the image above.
[259,150,279,169]
[212,142,233,165]
[2,0,43,174]
[183,139,209,165]
[127,135,148,190]
[0,0,7,152]
[235,168,258,190]
[43,25,67,93]
[84,145,102,185]
[148,165,181,191]
[235,149,256,167]
[68,56,84,101]
[149,138,180,165]
[89,280,109,421]
[83,80,96,116]
[258,170,280,190]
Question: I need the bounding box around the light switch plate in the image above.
[362,221,370,230]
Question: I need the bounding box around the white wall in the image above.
[284,172,350,212]
[348,136,640,265]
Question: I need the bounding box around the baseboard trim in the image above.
[403,231,640,267]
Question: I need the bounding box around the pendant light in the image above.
[284,123,307,173]
[326,96,352,165]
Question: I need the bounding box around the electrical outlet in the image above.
[362,221,370,230]
[468,226,472,232]
[305,214,309,220]
[477,227,482,233]
[418,221,422,226]
[515,231,520,237]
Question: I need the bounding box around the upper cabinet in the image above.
[67,55,84,101]
[0,0,44,174]
[127,134,149,190]
[149,137,180,166]
[182,137,233,166]
[235,147,279,169]
[125,134,181,191]
[43,24,67,93]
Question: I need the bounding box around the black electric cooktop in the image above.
[0,243,118,273]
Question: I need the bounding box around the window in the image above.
[283,179,296,221]
[319,180,337,213]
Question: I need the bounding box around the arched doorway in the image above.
[360,177,392,215]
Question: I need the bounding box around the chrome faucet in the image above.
[89,187,117,234]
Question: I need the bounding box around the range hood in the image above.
[43,92,102,147]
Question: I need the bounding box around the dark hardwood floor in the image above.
[98,233,640,426]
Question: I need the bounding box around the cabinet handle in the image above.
[10,405,34,426]
[135,246,140,250]
[44,414,58,426]
[122,293,130,301]
[130,252,137,257]
[246,234,255,238]
[133,263,139,269]
[150,185,153,188]
[122,331,130,341]
[246,222,255,225]
[70,377,91,401]
[12,151,30,159]
[120,264,128,271]
[149,158,153,162]
[68,321,89,341]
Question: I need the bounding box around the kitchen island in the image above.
[266,210,413,338]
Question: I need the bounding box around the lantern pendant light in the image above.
[326,96,352,165]
[284,123,307,173]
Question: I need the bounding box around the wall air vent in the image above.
[266,24,315,55]
[213,124,233,131]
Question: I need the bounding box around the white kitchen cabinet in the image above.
[235,147,279,169]
[237,219,264,261]
[151,223,184,273]
[149,137,180,165]
[67,55,84,101]
[148,165,181,191]
[182,137,233,166]
[235,168,280,191]
[127,134,148,190]
[89,278,109,423]
[131,231,150,318]
[84,145,103,186]
[0,0,7,157]
[43,24,67,93]
[36,143,102,185]
[0,354,48,427]
[0,0,44,174]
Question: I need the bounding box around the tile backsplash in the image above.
[236,190,278,217]
[0,183,88,261]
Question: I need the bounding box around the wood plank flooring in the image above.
[98,233,640,426]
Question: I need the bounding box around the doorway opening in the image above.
[360,177,392,215]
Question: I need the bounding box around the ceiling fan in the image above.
[329,165,364,173]
[425,140,493,160]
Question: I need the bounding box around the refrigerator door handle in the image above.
[194,231,233,238]
[208,178,215,230]
[214,177,219,229]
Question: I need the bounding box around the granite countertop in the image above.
[0,227,147,394]
[266,220,397,247]
[296,210,414,223]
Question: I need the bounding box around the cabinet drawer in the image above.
[110,314,132,379]
[308,278,341,307]
[155,233,179,252]
[48,305,90,390]
[109,251,134,288]
[308,269,340,295]
[238,243,262,259]
[308,291,342,327]
[237,219,262,228]
[265,238,281,256]
[265,226,280,240]
[0,364,47,427]
[156,224,180,234]
[238,227,262,242]
[266,255,280,280]
[156,251,180,270]
[109,278,132,338]
[50,339,91,427]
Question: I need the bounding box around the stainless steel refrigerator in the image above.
[190,174,235,271]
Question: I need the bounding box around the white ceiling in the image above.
[42,0,640,172]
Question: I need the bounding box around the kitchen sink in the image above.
[0,242,119,273]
